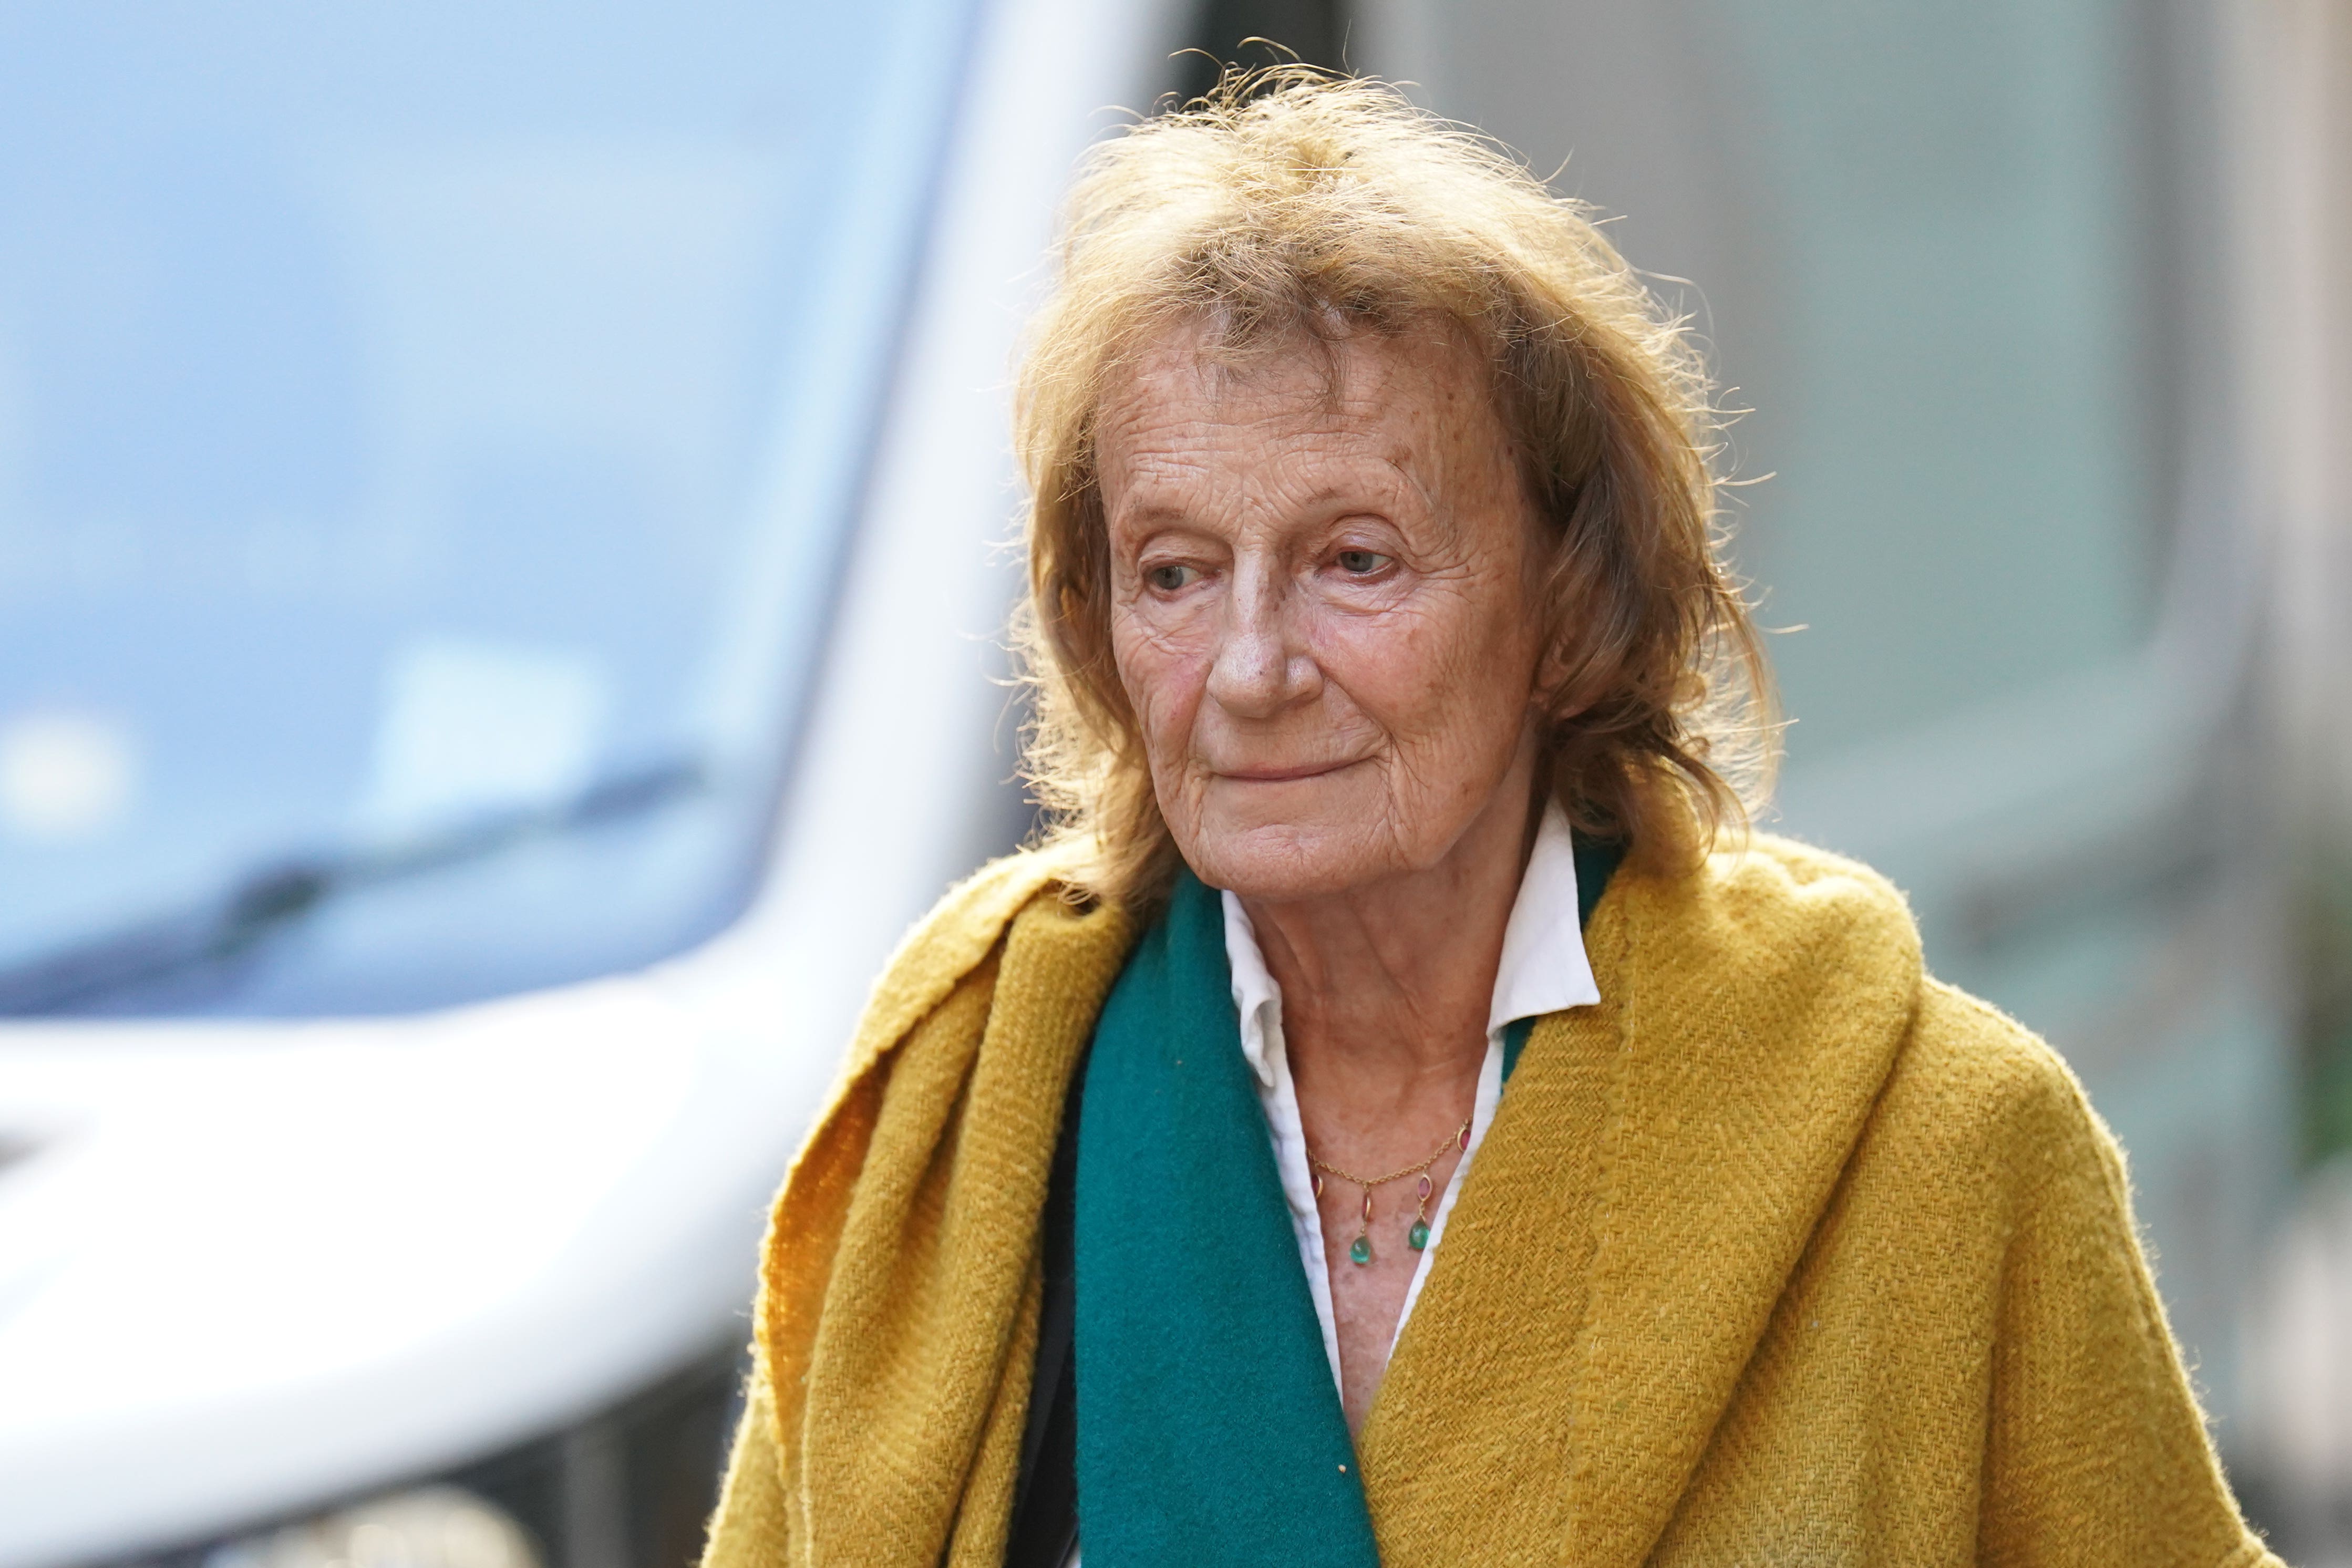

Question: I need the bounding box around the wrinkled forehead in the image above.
[1090,312,1514,490]
[1099,307,1492,425]
[1088,313,1540,558]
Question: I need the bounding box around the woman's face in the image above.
[1097,322,1548,901]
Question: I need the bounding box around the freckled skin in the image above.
[1098,321,1549,1433]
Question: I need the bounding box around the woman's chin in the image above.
[1181,819,1404,904]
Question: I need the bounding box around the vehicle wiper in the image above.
[0,756,708,1017]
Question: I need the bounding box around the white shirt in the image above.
[1220,802,1603,1391]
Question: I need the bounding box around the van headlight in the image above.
[202,1488,540,1568]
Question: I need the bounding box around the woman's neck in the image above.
[1239,760,1539,1101]
[1237,748,1542,1431]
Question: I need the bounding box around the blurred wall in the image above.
[2254,0,2352,1154]
[2232,0,2352,1548]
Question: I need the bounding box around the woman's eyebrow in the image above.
[1112,498,1203,533]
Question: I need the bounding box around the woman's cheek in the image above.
[1115,618,1203,754]
[1318,605,1442,730]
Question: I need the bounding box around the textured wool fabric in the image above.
[1074,866,1380,1568]
[702,834,2285,1568]
[706,844,1133,1568]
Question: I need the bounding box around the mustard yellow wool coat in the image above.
[702,834,2283,1567]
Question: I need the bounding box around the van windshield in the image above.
[0,0,978,1016]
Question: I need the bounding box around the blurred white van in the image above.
[0,2,1183,1563]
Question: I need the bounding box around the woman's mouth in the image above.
[1213,760,1359,783]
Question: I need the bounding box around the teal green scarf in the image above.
[1072,845,1616,1566]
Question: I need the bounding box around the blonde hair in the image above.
[1014,68,1773,910]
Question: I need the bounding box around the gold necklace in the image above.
[1308,1116,1472,1265]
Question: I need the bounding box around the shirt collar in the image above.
[1220,800,1604,1090]
[1487,800,1604,1036]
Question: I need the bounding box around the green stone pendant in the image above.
[1348,1235,1373,1265]
[1407,1220,1431,1251]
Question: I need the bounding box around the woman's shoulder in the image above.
[1697,830,1915,929]
[1896,975,2119,1184]
[1677,831,2100,1162]
[838,839,1115,1082]
[876,841,1091,992]
[1617,828,1925,1002]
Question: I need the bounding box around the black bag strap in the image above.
[1004,1056,1086,1567]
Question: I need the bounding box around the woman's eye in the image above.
[1144,563,1198,593]
[1335,549,1392,576]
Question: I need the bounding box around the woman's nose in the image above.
[1204,573,1317,718]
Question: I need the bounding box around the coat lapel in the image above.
[1565,843,1920,1563]
[1361,839,1922,1566]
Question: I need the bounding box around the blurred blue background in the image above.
[0,0,973,1016]
[2,0,2348,1564]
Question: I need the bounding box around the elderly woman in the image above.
[703,74,2279,1568]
